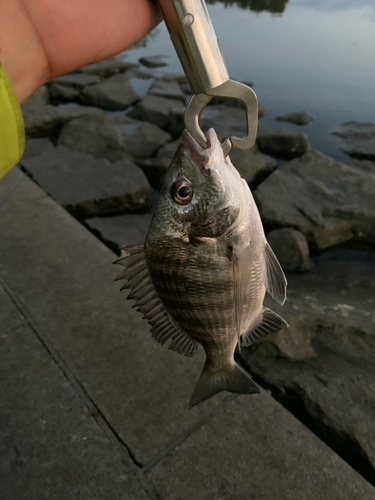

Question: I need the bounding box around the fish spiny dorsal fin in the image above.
[182,128,222,173]
[113,245,197,357]
[264,242,287,305]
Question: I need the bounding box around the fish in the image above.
[114,128,288,408]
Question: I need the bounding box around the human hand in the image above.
[0,0,162,102]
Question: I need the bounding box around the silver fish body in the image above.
[115,128,287,407]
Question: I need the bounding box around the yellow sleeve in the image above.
[0,62,25,180]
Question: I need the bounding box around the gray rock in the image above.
[207,97,269,117]
[86,213,153,249]
[76,56,138,77]
[254,150,375,250]
[180,82,191,95]
[139,55,168,68]
[267,228,311,272]
[148,78,186,103]
[256,124,310,159]
[21,85,49,106]
[81,74,139,110]
[22,138,54,160]
[229,146,277,189]
[345,158,375,173]
[126,68,155,80]
[148,393,375,498]
[138,139,180,189]
[48,83,81,104]
[240,258,375,485]
[57,114,130,162]
[129,95,185,137]
[21,147,152,218]
[22,104,105,138]
[115,116,172,159]
[276,111,314,125]
[48,74,103,89]
[331,121,375,161]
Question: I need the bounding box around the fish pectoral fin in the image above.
[264,242,287,305]
[114,245,197,357]
[241,307,288,348]
[232,244,252,350]
[189,361,259,408]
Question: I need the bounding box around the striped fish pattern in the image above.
[115,128,288,407]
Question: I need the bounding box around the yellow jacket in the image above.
[0,63,25,179]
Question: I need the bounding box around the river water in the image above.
[124,0,375,160]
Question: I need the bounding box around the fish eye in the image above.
[171,180,194,206]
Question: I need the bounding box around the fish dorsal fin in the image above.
[264,242,287,306]
[114,245,197,357]
[232,244,252,350]
[241,307,288,348]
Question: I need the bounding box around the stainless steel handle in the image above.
[157,0,230,94]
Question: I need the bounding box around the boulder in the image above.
[48,84,81,104]
[345,158,375,173]
[86,213,153,251]
[21,86,49,106]
[115,116,172,159]
[20,147,152,218]
[129,95,185,137]
[139,55,168,68]
[331,121,375,161]
[180,83,191,95]
[256,124,310,159]
[240,257,375,484]
[76,57,138,77]
[207,97,269,117]
[254,150,375,250]
[276,111,313,126]
[267,228,311,272]
[22,138,54,161]
[57,115,130,162]
[48,74,103,89]
[138,139,180,189]
[229,146,277,189]
[148,78,186,103]
[81,74,139,110]
[22,105,106,138]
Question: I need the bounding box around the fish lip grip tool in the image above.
[157,0,258,154]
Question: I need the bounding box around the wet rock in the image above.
[49,74,103,89]
[22,86,49,106]
[22,105,105,138]
[126,68,155,80]
[49,84,81,104]
[153,72,187,84]
[21,147,152,219]
[57,115,130,162]
[180,83,191,95]
[115,116,172,159]
[276,111,313,126]
[148,78,186,103]
[129,95,185,137]
[138,139,180,189]
[254,150,375,250]
[331,121,375,161]
[76,56,138,77]
[207,98,269,117]
[81,74,139,110]
[22,138,53,161]
[345,158,375,173]
[256,124,310,159]
[139,55,168,68]
[240,258,375,485]
[86,213,153,251]
[229,146,277,189]
[267,228,311,272]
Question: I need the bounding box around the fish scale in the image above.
[116,128,288,407]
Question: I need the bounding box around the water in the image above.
[123,0,375,160]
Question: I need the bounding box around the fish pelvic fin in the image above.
[189,361,259,409]
[241,307,289,348]
[264,242,287,305]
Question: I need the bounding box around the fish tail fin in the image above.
[189,361,259,408]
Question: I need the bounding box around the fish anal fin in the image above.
[189,361,259,408]
[113,245,197,358]
[264,242,287,305]
[241,307,288,348]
